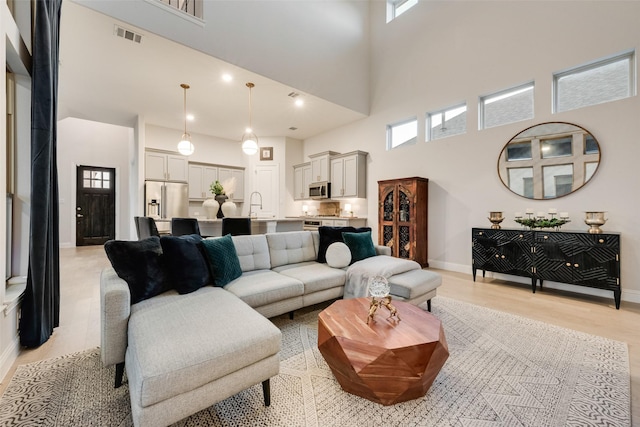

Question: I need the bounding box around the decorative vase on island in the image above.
[215,195,229,218]
[221,200,237,217]
[202,198,219,219]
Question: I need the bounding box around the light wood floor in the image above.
[1,246,638,423]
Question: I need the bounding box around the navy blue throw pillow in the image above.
[201,234,243,287]
[104,236,169,304]
[160,234,211,294]
[342,230,377,264]
[317,226,371,263]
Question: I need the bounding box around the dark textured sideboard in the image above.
[471,228,621,309]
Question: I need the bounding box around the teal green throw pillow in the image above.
[342,231,377,264]
[201,234,242,287]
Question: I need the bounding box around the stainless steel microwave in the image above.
[309,181,331,200]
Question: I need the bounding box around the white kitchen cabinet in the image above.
[218,167,245,202]
[309,151,338,183]
[293,162,312,200]
[145,150,188,182]
[330,151,367,198]
[188,164,218,200]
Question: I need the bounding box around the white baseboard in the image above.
[428,260,469,274]
[0,327,20,385]
[427,259,639,305]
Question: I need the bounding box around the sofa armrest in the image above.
[375,245,391,256]
[100,267,131,367]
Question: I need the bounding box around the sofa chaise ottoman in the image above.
[101,269,281,427]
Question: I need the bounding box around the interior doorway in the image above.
[76,165,115,246]
[254,164,279,218]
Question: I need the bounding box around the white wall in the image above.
[76,0,371,115]
[304,1,640,303]
[57,118,134,246]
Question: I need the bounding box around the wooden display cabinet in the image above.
[378,177,429,267]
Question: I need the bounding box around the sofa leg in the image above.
[262,379,271,406]
[427,299,432,312]
[288,311,294,320]
[115,362,125,388]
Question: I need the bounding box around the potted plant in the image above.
[210,180,225,197]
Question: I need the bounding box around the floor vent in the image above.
[114,25,142,43]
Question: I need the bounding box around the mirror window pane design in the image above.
[387,117,417,149]
[480,83,534,129]
[498,122,600,200]
[542,165,573,198]
[83,168,111,189]
[541,137,572,159]
[554,50,635,113]
[426,104,467,141]
[506,142,532,161]
[508,167,534,199]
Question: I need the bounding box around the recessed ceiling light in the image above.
[186,114,194,121]
[295,99,304,107]
[222,74,233,82]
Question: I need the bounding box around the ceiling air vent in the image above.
[289,127,298,131]
[114,25,142,44]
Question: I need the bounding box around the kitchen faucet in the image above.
[248,191,263,218]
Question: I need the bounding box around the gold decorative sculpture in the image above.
[366,276,401,324]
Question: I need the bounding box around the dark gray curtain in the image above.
[19,0,63,348]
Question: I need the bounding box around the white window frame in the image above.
[553,50,636,113]
[426,103,467,141]
[479,82,534,130]
[386,0,418,23]
[386,117,417,150]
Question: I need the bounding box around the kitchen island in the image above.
[198,217,303,237]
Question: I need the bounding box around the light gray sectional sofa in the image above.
[101,230,441,427]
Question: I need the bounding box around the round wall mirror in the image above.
[497,122,601,200]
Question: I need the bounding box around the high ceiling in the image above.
[58,2,366,142]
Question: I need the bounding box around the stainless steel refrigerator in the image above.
[144,180,188,220]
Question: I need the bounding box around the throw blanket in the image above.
[344,255,421,299]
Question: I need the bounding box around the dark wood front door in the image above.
[76,165,115,246]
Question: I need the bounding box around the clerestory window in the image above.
[387,117,417,150]
[426,104,467,141]
[554,50,635,113]
[387,0,418,23]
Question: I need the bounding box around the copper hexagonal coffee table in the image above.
[317,298,448,406]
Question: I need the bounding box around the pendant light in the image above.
[177,83,195,156]
[241,82,258,155]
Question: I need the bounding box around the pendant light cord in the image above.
[246,82,255,131]
[181,83,190,136]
